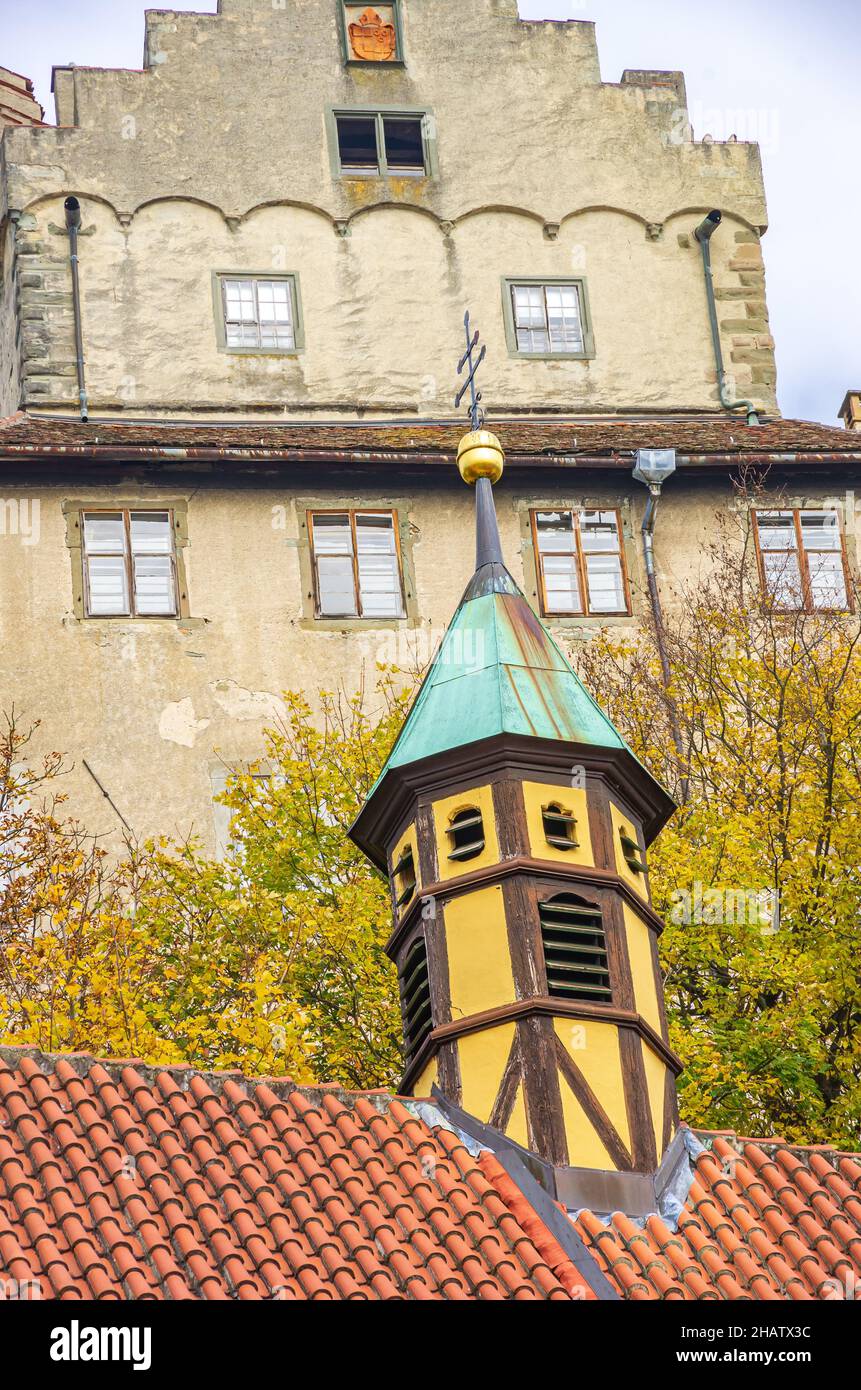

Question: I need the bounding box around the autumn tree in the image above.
[0,678,411,1088]
[0,712,165,1060]
[122,675,412,1085]
[577,485,861,1146]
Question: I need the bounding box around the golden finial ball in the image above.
[456,429,505,486]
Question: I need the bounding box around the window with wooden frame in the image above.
[400,935,432,1061]
[81,510,179,618]
[308,510,405,619]
[619,824,646,877]
[218,275,300,351]
[753,509,851,612]
[539,893,611,1004]
[391,844,417,912]
[542,803,579,851]
[446,807,485,863]
[332,109,431,176]
[532,509,630,617]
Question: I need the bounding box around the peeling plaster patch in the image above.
[159,697,210,747]
[209,679,285,722]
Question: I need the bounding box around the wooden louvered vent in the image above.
[542,802,578,850]
[392,844,417,910]
[446,808,485,862]
[401,937,432,1060]
[539,893,611,1003]
[619,826,646,876]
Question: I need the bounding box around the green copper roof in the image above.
[370,559,633,789]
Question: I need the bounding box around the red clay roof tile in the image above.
[3,1048,859,1301]
[0,1047,587,1301]
[575,1132,861,1301]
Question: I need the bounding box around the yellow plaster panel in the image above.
[389,822,420,918]
[555,1065,615,1170]
[445,885,515,1020]
[412,1059,438,1099]
[522,781,593,866]
[609,801,648,901]
[642,1040,671,1161]
[554,1018,631,1154]
[432,784,500,883]
[457,1024,516,1125]
[506,1083,529,1150]
[623,902,662,1036]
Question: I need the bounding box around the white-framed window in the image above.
[503,279,594,358]
[220,276,299,351]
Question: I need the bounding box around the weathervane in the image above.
[455,310,487,431]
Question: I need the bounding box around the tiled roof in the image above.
[2,1047,858,1301]
[576,1132,861,1301]
[0,1047,594,1301]
[1,410,859,464]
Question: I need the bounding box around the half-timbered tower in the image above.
[350,429,681,1177]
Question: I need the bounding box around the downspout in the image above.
[64,196,88,421]
[633,452,689,800]
[694,209,759,426]
[641,490,674,693]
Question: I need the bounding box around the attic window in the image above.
[333,110,431,177]
[539,894,611,1004]
[619,825,646,876]
[446,808,485,862]
[392,844,417,911]
[401,936,432,1061]
[542,803,578,850]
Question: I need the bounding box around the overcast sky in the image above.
[4,0,859,424]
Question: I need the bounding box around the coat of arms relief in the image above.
[346,6,398,62]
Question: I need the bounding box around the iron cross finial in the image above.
[455,310,487,431]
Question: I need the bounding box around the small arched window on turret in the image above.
[446,807,485,863]
[391,844,417,911]
[619,824,647,877]
[401,936,432,1062]
[539,893,611,1004]
[542,802,579,851]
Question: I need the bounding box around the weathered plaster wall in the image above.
[0,0,776,418]
[0,468,852,854]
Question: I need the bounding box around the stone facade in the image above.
[0,2,854,857]
[1,0,776,419]
[0,68,44,130]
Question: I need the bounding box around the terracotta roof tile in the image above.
[575,1131,861,1301]
[3,1046,858,1301]
[0,1047,587,1301]
[0,410,859,465]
